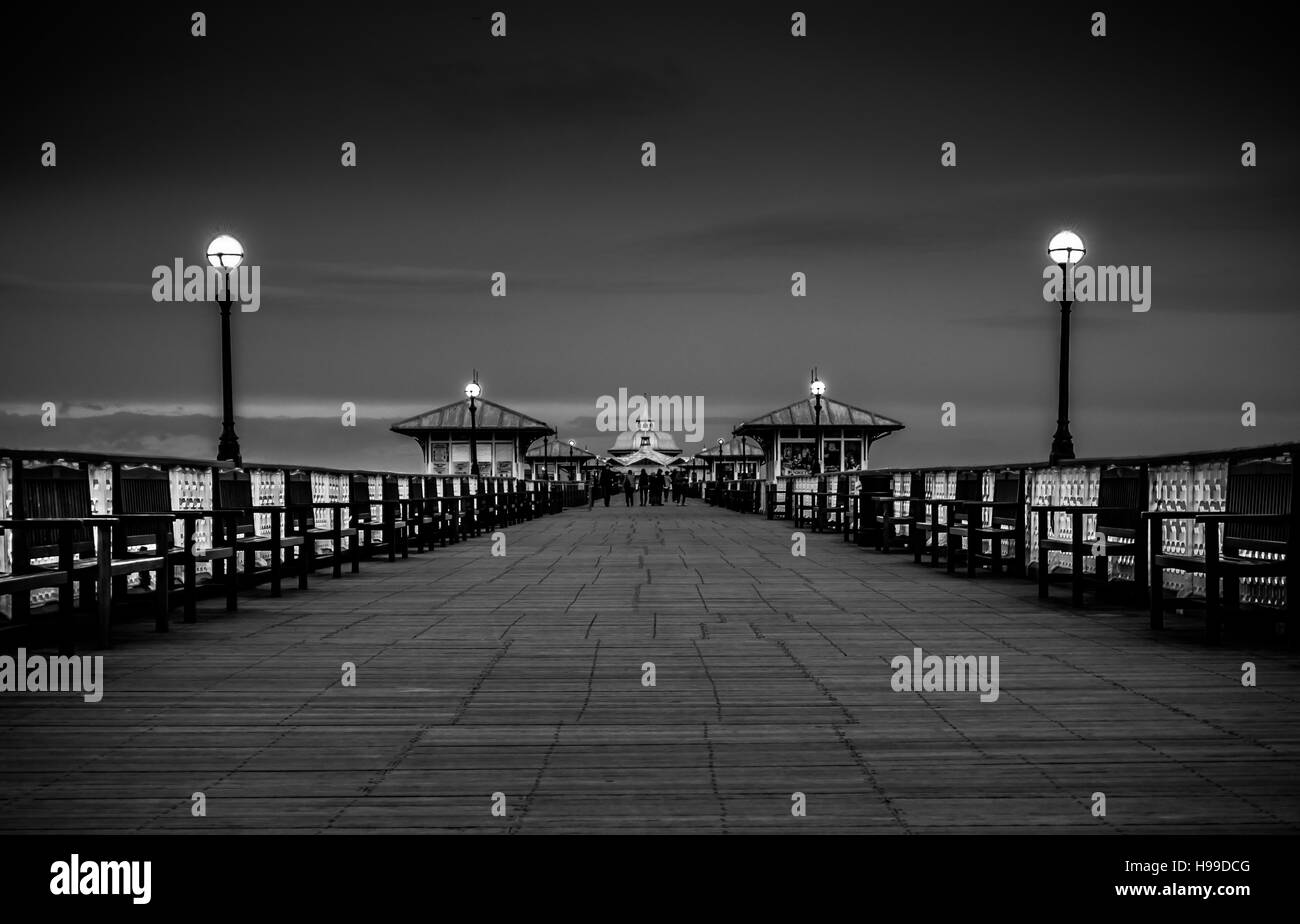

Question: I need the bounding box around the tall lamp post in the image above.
[1047,231,1085,464]
[465,372,482,477]
[207,235,244,466]
[716,437,725,482]
[810,371,826,476]
[568,439,575,482]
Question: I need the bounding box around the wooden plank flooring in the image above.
[2,500,1298,834]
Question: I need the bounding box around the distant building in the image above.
[697,436,766,481]
[735,395,904,478]
[524,438,600,481]
[605,420,684,472]
[391,398,554,478]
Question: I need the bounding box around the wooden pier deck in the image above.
[2,501,1298,834]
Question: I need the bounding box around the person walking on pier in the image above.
[637,470,648,506]
[623,472,635,506]
[600,466,614,508]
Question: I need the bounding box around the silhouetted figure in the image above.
[623,472,635,506]
[637,470,649,506]
[600,466,614,507]
[673,471,687,505]
[650,471,664,506]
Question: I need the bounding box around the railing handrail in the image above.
[768,441,1299,482]
[0,447,572,482]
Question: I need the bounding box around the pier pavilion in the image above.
[697,436,766,481]
[734,394,905,477]
[391,398,553,478]
[524,438,600,481]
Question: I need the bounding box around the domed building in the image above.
[607,420,684,470]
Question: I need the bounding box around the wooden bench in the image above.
[1033,464,1147,607]
[438,477,464,542]
[217,473,305,597]
[285,475,356,578]
[949,470,1027,578]
[870,473,924,554]
[9,461,169,644]
[381,477,413,559]
[457,477,482,538]
[114,463,237,622]
[913,471,982,568]
[403,476,444,553]
[847,473,893,546]
[349,475,408,563]
[0,518,109,655]
[1144,459,1294,640]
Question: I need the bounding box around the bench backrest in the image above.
[990,471,1023,526]
[216,475,257,535]
[1225,460,1293,550]
[409,478,426,503]
[1097,465,1144,536]
[381,478,404,517]
[14,462,94,558]
[286,477,321,529]
[955,471,982,501]
[349,475,376,521]
[115,465,175,546]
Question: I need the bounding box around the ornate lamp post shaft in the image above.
[1046,232,1084,465]
[207,235,244,466]
[1050,298,1075,464]
[466,373,482,478]
[216,292,241,465]
[810,370,826,476]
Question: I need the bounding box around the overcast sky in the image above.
[2,2,1296,472]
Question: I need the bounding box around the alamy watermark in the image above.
[0,648,104,702]
[890,646,1000,703]
[1043,263,1151,312]
[151,259,261,311]
[50,854,150,904]
[595,388,704,442]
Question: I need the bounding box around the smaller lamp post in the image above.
[810,372,826,475]
[207,234,245,466]
[1047,231,1086,464]
[465,374,482,477]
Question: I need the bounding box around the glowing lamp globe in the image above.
[465,382,481,399]
[206,235,244,269]
[1047,231,1085,265]
[810,379,826,397]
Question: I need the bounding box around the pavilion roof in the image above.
[391,398,554,438]
[735,397,904,434]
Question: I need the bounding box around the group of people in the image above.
[588,468,689,508]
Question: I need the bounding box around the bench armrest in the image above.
[1196,512,1293,524]
[87,513,174,522]
[0,517,118,527]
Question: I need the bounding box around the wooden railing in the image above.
[754,442,1298,619]
[0,448,588,614]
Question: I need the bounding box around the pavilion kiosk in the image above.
[733,395,905,508]
[698,436,766,483]
[523,439,600,482]
[391,398,554,478]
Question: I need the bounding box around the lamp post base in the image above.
[217,429,242,466]
[1049,428,1075,466]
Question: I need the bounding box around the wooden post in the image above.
[95,521,112,649]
